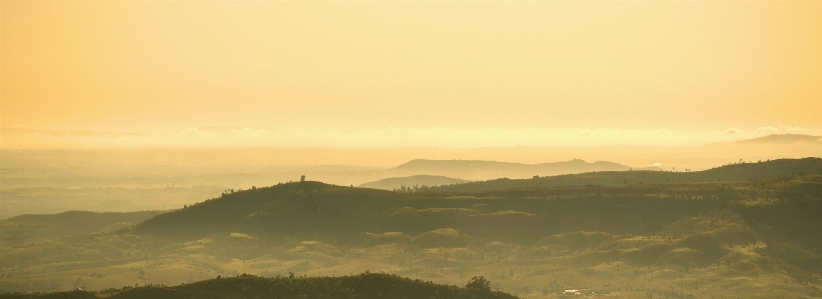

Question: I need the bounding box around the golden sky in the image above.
[2,1,821,148]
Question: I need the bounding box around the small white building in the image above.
[564,289,582,296]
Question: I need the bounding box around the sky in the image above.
[2,1,821,149]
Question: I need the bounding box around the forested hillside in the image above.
[0,273,514,299]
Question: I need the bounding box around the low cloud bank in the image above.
[1,125,820,149]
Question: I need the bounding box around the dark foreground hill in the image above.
[427,157,822,192]
[0,273,515,299]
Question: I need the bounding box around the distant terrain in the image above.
[705,133,821,146]
[0,187,220,220]
[426,157,822,193]
[0,134,818,219]
[0,156,648,219]
[1,133,818,189]
[0,211,164,247]
[2,158,821,298]
[358,175,471,191]
[387,159,659,181]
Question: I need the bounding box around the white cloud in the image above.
[724,128,742,135]
[754,125,815,135]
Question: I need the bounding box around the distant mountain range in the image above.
[356,159,661,189]
[1,134,818,190]
[358,175,470,190]
[383,158,659,182]
[427,157,822,193]
[707,133,821,146]
[347,134,821,185]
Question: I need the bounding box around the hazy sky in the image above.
[2,1,821,148]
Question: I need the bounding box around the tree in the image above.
[465,276,491,291]
[300,175,305,182]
